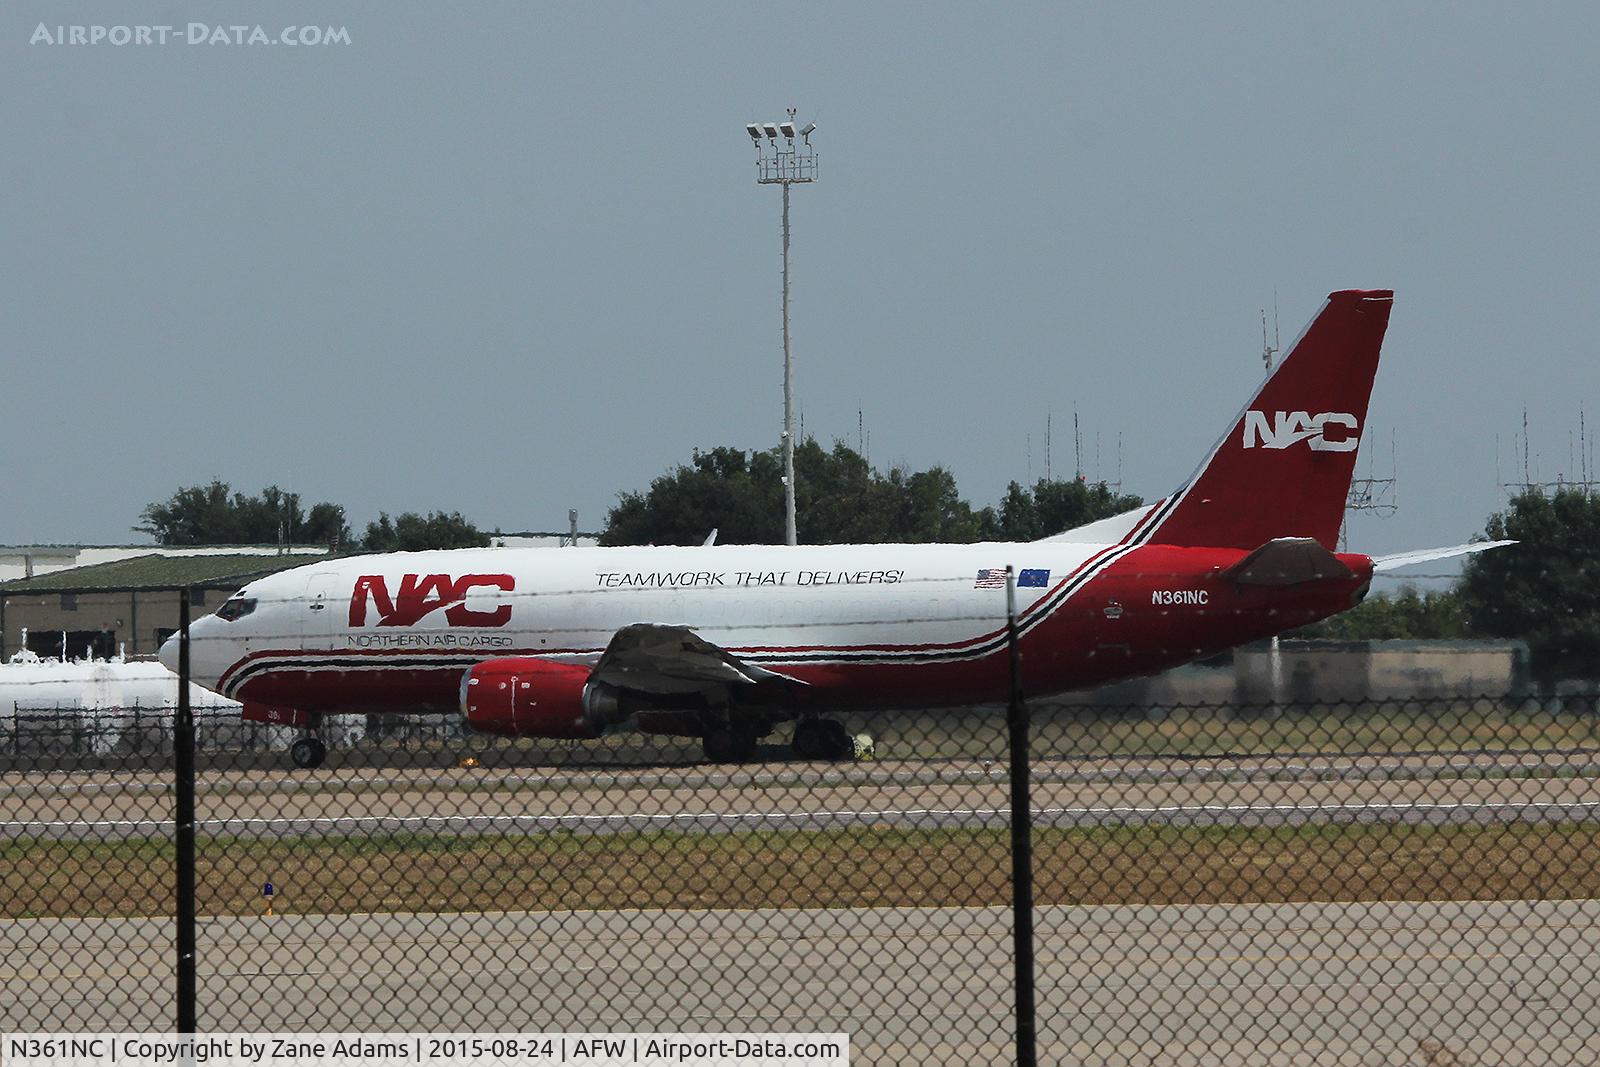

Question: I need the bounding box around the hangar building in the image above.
[0,551,327,661]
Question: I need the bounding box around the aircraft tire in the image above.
[289,737,327,769]
[793,719,851,761]
[791,720,826,760]
[818,719,853,760]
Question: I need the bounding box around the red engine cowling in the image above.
[459,658,607,739]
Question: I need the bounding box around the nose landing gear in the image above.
[288,737,327,769]
[287,712,327,769]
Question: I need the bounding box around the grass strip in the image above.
[5,821,1599,919]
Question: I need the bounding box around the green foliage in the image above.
[1295,586,1468,640]
[361,511,492,553]
[1459,488,1600,680]
[1296,489,1598,675]
[141,483,498,554]
[984,477,1145,541]
[137,481,350,547]
[602,446,784,546]
[601,440,1141,546]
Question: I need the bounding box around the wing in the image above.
[590,622,804,697]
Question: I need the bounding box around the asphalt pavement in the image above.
[3,900,1595,1065]
[2,755,1598,839]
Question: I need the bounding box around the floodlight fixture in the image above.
[746,124,763,141]
[762,123,780,139]
[779,121,797,139]
[799,121,817,142]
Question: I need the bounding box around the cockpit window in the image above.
[215,596,257,622]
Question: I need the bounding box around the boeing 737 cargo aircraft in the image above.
[162,290,1509,766]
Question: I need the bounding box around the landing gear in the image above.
[791,718,853,761]
[288,737,327,769]
[288,712,327,769]
[701,725,760,763]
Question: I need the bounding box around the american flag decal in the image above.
[974,568,1007,589]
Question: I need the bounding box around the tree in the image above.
[137,481,350,546]
[603,447,785,546]
[982,477,1145,541]
[1459,488,1600,680]
[1293,586,1468,640]
[601,440,1141,546]
[361,511,492,552]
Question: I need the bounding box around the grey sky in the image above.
[4,3,1596,560]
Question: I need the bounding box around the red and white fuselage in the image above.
[177,537,1371,719]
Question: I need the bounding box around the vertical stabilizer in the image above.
[1138,289,1393,550]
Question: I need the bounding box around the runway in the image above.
[3,755,1598,839]
[4,900,1596,1065]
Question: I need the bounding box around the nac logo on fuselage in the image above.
[348,574,515,628]
[1242,410,1359,452]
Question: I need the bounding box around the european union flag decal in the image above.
[1018,569,1050,588]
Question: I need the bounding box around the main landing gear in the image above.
[288,713,327,769]
[701,725,761,763]
[790,718,853,761]
[698,717,853,762]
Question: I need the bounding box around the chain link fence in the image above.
[4,685,1599,1064]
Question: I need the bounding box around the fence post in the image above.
[174,589,197,1032]
[1005,566,1037,1067]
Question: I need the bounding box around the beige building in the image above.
[1076,637,1534,706]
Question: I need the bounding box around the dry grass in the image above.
[5,821,1600,919]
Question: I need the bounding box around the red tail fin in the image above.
[1138,289,1393,551]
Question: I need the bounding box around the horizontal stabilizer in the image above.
[1372,540,1516,572]
[1225,537,1354,586]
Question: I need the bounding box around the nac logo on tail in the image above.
[1242,411,1359,452]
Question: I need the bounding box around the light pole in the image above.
[746,110,817,546]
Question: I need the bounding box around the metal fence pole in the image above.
[175,588,197,1032]
[1005,566,1037,1067]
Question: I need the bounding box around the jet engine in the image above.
[458,658,623,739]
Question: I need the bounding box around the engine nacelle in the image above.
[459,658,621,739]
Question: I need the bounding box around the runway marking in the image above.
[4,798,1599,833]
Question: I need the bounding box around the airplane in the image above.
[162,290,1510,768]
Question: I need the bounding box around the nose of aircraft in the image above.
[158,616,229,694]
[158,630,181,673]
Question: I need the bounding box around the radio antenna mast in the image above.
[1261,297,1280,370]
[1073,410,1082,480]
